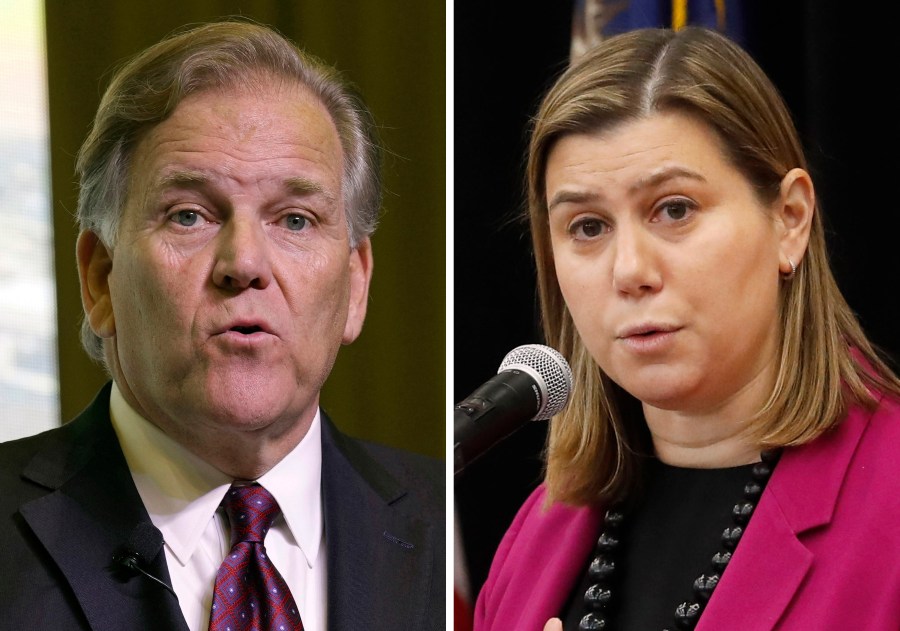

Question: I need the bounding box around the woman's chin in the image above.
[612,373,702,412]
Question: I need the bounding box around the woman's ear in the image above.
[76,230,116,338]
[775,167,815,276]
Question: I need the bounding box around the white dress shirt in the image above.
[109,382,328,631]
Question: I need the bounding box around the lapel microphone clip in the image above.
[112,521,178,600]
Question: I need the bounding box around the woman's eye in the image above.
[657,199,694,222]
[570,218,608,239]
[284,214,308,231]
[171,209,203,227]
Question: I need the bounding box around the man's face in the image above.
[78,82,372,447]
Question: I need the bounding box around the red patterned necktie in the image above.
[208,483,304,631]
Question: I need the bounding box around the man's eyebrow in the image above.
[154,169,210,190]
[284,176,337,203]
[151,171,337,203]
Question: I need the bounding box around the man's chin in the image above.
[216,401,306,429]
[193,373,316,431]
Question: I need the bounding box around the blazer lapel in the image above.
[696,491,812,631]
[699,405,870,631]
[18,384,188,631]
[321,414,439,631]
[516,501,604,629]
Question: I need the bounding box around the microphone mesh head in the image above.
[498,344,573,420]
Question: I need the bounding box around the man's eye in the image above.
[284,214,308,231]
[171,209,202,227]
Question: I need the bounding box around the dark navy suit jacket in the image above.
[0,382,445,630]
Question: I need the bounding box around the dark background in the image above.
[454,0,900,600]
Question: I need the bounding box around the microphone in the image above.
[454,344,573,475]
[112,522,178,599]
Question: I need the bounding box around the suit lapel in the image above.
[18,384,188,631]
[699,404,871,631]
[321,414,438,631]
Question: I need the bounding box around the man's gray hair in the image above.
[76,20,382,363]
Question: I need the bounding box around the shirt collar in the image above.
[257,410,323,568]
[109,381,324,568]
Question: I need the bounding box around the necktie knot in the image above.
[210,483,303,630]
[222,483,280,547]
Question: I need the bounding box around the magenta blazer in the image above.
[474,394,900,630]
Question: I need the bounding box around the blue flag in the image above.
[571,0,745,59]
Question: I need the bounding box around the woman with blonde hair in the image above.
[474,26,900,631]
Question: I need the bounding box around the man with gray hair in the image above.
[0,20,444,631]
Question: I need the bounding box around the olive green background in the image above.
[45,1,445,459]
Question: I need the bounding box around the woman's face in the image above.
[546,112,785,416]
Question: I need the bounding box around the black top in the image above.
[561,459,755,630]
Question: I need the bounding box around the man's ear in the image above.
[775,167,815,276]
[76,230,116,338]
[342,237,374,345]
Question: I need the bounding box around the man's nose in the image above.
[211,218,273,290]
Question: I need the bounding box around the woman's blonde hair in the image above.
[527,27,900,506]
